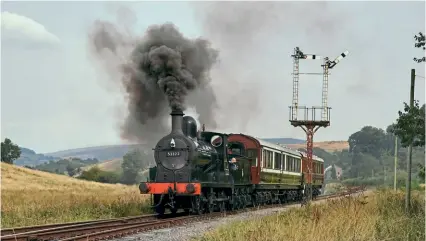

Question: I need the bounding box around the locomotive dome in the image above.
[182,116,197,139]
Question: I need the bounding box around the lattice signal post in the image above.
[289,47,349,202]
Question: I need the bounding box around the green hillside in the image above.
[14,148,58,166]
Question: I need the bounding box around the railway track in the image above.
[0,186,365,241]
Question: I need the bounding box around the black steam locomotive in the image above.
[139,110,253,214]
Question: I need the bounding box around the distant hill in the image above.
[262,138,305,145]
[14,147,58,167]
[44,144,143,162]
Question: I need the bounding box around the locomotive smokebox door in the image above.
[155,137,189,170]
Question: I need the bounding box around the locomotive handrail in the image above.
[228,153,250,159]
[154,147,190,151]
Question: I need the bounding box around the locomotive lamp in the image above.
[139,183,150,194]
[185,183,196,194]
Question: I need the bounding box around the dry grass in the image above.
[287,141,349,152]
[198,189,425,241]
[81,158,123,172]
[97,159,123,172]
[1,163,150,228]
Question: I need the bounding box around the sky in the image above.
[1,1,425,153]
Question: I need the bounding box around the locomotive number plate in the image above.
[166,151,181,157]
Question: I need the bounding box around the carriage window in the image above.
[285,156,290,171]
[265,150,273,168]
[262,150,267,168]
[292,158,296,172]
[274,153,281,170]
[281,154,286,170]
[296,158,300,172]
[287,156,299,172]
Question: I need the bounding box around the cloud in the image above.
[1,11,60,47]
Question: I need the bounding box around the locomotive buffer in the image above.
[289,47,349,203]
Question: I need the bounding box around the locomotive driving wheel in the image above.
[191,196,204,215]
[218,201,226,212]
[234,195,241,210]
[206,193,215,213]
[227,196,236,211]
[218,191,226,213]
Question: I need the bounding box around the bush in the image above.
[79,167,122,184]
[342,176,384,186]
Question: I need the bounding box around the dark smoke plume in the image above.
[88,19,218,143]
[130,24,218,111]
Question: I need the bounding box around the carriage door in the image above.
[247,149,260,184]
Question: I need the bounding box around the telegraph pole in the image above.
[394,136,398,191]
[405,68,415,213]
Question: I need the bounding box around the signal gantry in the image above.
[289,47,349,202]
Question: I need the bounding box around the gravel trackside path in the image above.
[111,204,300,241]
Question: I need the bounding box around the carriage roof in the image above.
[254,137,324,163]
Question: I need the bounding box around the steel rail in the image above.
[1,186,366,241]
[1,214,158,236]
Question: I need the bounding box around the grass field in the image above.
[1,163,150,228]
[198,189,425,241]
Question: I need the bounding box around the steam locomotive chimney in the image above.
[170,109,184,134]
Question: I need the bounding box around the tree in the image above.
[348,126,387,159]
[121,150,145,184]
[413,32,425,63]
[1,138,21,164]
[383,124,401,156]
[66,164,77,177]
[79,166,121,184]
[392,101,425,148]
